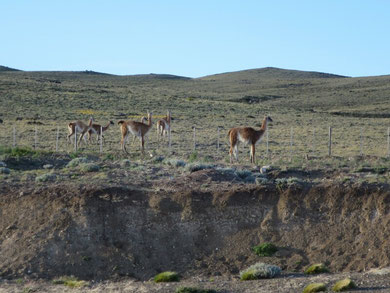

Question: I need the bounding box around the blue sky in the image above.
[1,0,389,77]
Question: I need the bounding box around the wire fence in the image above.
[1,121,390,163]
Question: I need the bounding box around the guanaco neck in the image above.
[260,117,268,131]
[102,122,111,131]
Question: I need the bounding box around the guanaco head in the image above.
[109,121,114,125]
[147,112,152,126]
[265,116,273,123]
[88,117,94,126]
[140,116,148,124]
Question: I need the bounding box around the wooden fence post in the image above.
[34,126,37,150]
[217,127,220,152]
[13,126,16,148]
[360,127,363,156]
[100,125,103,153]
[56,126,59,152]
[312,127,316,156]
[74,127,78,152]
[266,127,269,158]
[328,126,332,156]
[193,126,196,151]
[387,127,390,157]
[290,127,293,157]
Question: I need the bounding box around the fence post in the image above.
[168,125,172,153]
[34,126,37,150]
[266,127,269,158]
[74,127,78,152]
[13,126,16,148]
[193,126,196,151]
[360,127,363,156]
[217,127,220,152]
[100,125,103,154]
[328,126,332,156]
[56,126,59,152]
[290,127,294,157]
[387,127,390,157]
[312,127,316,156]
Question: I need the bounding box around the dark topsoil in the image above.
[0,163,390,292]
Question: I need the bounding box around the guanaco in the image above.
[118,112,153,154]
[156,110,171,139]
[88,121,114,143]
[67,117,94,146]
[228,115,273,164]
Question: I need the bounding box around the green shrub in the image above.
[239,262,281,280]
[304,263,329,274]
[176,287,217,293]
[0,167,10,174]
[185,163,214,173]
[67,157,89,168]
[255,177,269,185]
[188,151,198,163]
[303,283,326,293]
[252,243,278,257]
[35,173,56,182]
[0,146,45,158]
[79,163,100,172]
[332,278,357,292]
[153,271,180,283]
[52,276,88,288]
[165,158,186,167]
[120,159,131,167]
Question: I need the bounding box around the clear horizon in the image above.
[1,0,390,78]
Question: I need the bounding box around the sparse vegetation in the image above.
[239,262,281,280]
[176,287,217,293]
[304,263,330,275]
[35,173,56,182]
[252,243,278,257]
[52,276,88,288]
[79,163,100,172]
[332,278,357,292]
[153,271,180,283]
[302,283,326,293]
[67,157,89,168]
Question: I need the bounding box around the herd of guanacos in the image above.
[67,110,273,164]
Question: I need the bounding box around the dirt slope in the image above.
[0,178,389,281]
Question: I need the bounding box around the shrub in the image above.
[188,151,198,163]
[52,276,88,288]
[176,287,217,293]
[185,163,214,173]
[239,262,281,280]
[79,163,100,172]
[255,177,269,185]
[165,158,186,167]
[35,173,56,182]
[67,157,89,168]
[120,159,131,167]
[252,243,278,257]
[332,278,357,292]
[0,167,10,174]
[0,161,6,167]
[235,169,252,179]
[153,271,180,283]
[302,283,326,293]
[304,263,329,274]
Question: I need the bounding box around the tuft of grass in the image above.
[255,177,269,185]
[176,287,217,293]
[35,173,56,182]
[252,243,278,257]
[332,278,357,292]
[188,151,198,163]
[154,271,180,283]
[67,157,89,168]
[304,263,329,275]
[0,146,46,158]
[52,276,88,288]
[0,167,10,174]
[165,158,186,167]
[303,283,326,293]
[185,163,214,173]
[79,163,100,172]
[239,262,281,280]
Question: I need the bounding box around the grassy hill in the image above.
[0,65,20,72]
[0,66,390,163]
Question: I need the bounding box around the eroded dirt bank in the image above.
[0,180,389,281]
